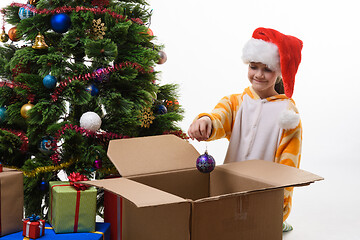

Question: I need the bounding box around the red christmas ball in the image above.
[8,27,21,42]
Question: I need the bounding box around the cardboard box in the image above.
[0,168,24,236]
[82,135,323,240]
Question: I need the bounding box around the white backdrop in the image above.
[1,0,360,239]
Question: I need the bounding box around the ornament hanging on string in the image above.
[85,84,99,96]
[0,106,6,123]
[39,178,49,191]
[28,0,38,5]
[139,107,155,128]
[43,74,57,89]
[196,145,216,173]
[18,4,36,20]
[147,28,153,36]
[93,158,102,170]
[155,104,167,115]
[157,51,167,64]
[91,18,107,40]
[0,30,8,42]
[20,102,34,119]
[93,68,109,83]
[80,111,102,132]
[32,32,48,50]
[8,26,21,41]
[51,13,71,33]
[38,136,55,154]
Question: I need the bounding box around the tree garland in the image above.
[10,3,144,25]
[52,61,151,101]
[0,128,29,152]
[50,124,129,164]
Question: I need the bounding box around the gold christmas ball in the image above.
[0,31,9,43]
[20,102,34,119]
[8,27,21,42]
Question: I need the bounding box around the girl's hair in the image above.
[274,76,284,94]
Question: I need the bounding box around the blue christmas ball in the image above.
[86,84,99,96]
[0,107,6,123]
[51,13,71,33]
[196,151,216,173]
[155,104,167,115]
[38,136,55,154]
[39,180,49,191]
[18,4,36,20]
[43,75,57,89]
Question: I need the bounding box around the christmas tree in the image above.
[0,0,186,218]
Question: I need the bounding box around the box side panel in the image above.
[122,199,191,240]
[210,168,273,196]
[191,189,284,240]
[0,171,23,236]
[130,169,209,200]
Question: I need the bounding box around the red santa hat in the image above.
[242,27,303,98]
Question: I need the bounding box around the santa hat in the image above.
[242,27,303,98]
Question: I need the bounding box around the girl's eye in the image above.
[264,68,272,72]
[249,65,257,70]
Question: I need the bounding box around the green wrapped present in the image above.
[48,178,97,233]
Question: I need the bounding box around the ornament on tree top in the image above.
[196,149,216,173]
[51,13,71,33]
[80,111,102,132]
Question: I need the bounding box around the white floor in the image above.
[282,160,360,240]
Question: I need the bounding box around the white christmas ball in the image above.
[80,111,102,132]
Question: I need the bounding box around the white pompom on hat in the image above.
[242,27,303,98]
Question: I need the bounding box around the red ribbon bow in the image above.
[68,172,89,191]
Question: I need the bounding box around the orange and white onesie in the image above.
[196,86,302,222]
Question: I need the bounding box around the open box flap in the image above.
[78,178,188,208]
[216,160,323,188]
[107,135,199,177]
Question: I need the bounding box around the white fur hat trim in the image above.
[279,109,300,130]
[242,38,280,72]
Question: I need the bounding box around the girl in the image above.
[188,27,303,232]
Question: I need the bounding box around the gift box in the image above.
[1,222,110,240]
[104,190,122,240]
[23,215,45,239]
[0,167,24,236]
[48,180,97,233]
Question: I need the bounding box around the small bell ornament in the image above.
[0,30,9,43]
[32,32,48,50]
[196,149,216,173]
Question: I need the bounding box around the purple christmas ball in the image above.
[93,159,102,169]
[94,68,109,83]
[196,151,216,173]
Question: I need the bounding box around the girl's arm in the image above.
[188,94,241,141]
[275,121,302,222]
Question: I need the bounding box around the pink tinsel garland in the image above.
[51,61,150,101]
[10,3,144,25]
[50,124,129,164]
[0,128,29,152]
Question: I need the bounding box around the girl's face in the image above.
[248,62,280,99]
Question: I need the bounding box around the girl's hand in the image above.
[188,116,212,141]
